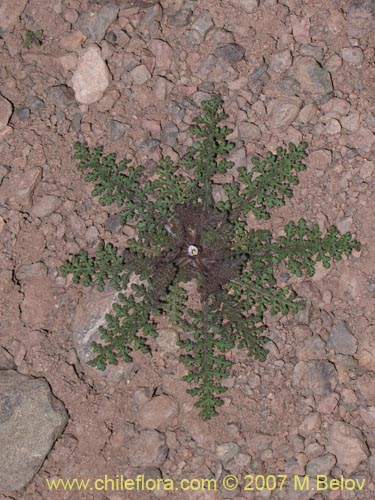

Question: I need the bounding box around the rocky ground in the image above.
[1,0,375,499]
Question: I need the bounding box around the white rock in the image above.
[71,45,110,104]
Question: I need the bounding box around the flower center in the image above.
[188,244,199,257]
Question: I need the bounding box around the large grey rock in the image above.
[0,371,68,492]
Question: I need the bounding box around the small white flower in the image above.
[188,244,199,256]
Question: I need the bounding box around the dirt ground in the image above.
[1,0,375,499]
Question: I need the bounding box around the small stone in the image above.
[291,15,311,44]
[191,14,214,38]
[105,30,117,44]
[360,160,374,179]
[347,0,375,38]
[155,328,179,353]
[216,443,240,466]
[31,195,62,218]
[347,127,375,154]
[14,107,30,121]
[328,321,357,355]
[71,45,111,105]
[237,0,258,13]
[293,360,338,396]
[128,430,169,467]
[162,122,179,146]
[0,370,68,491]
[137,395,178,429]
[0,0,27,32]
[110,120,128,141]
[85,225,99,244]
[27,96,45,112]
[238,122,261,141]
[46,84,76,108]
[106,214,122,232]
[215,43,245,64]
[341,47,364,65]
[0,347,15,370]
[71,112,81,132]
[59,30,86,51]
[150,39,173,71]
[16,262,48,280]
[279,77,300,96]
[79,5,119,42]
[290,56,333,100]
[269,49,292,73]
[324,54,342,72]
[138,139,160,154]
[325,118,341,135]
[298,103,317,124]
[169,8,192,27]
[0,95,12,130]
[299,413,321,437]
[0,167,41,207]
[328,422,369,475]
[308,149,331,169]
[306,454,336,476]
[130,65,151,85]
[357,374,375,405]
[341,112,360,133]
[267,97,301,129]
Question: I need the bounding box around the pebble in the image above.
[215,43,245,64]
[291,15,311,44]
[138,139,160,154]
[347,0,375,38]
[0,95,12,130]
[128,430,169,467]
[306,454,336,476]
[46,84,76,108]
[267,97,301,129]
[71,45,110,105]
[79,5,119,42]
[216,442,241,466]
[0,347,15,370]
[324,54,342,72]
[238,0,258,13]
[238,122,261,141]
[293,360,338,396]
[14,107,30,121]
[328,321,357,355]
[298,103,317,124]
[27,96,46,112]
[298,413,321,437]
[340,112,360,132]
[155,328,179,353]
[308,149,331,170]
[191,14,214,38]
[341,47,364,65]
[151,39,173,71]
[110,120,128,141]
[85,225,99,244]
[325,118,341,135]
[106,214,122,232]
[169,8,193,27]
[357,374,375,405]
[328,422,369,475]
[138,395,179,429]
[162,122,179,146]
[0,0,27,32]
[71,112,81,132]
[130,64,151,84]
[31,195,62,218]
[269,49,292,73]
[290,56,333,100]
